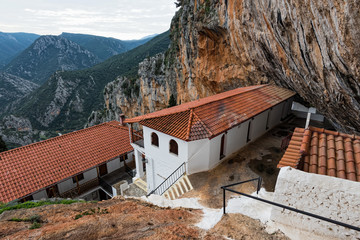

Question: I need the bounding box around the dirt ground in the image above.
[183,117,322,209]
[0,198,288,240]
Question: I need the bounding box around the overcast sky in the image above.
[0,0,177,40]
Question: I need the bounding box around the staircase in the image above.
[163,175,193,200]
[147,162,193,200]
[134,178,147,192]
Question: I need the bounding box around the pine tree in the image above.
[0,136,7,153]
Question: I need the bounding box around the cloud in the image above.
[0,0,177,39]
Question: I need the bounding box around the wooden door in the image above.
[99,163,108,176]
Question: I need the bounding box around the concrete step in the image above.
[134,178,147,192]
[163,175,193,200]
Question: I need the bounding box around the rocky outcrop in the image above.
[87,53,175,127]
[101,0,360,134]
[0,115,36,147]
[170,0,360,133]
[0,72,38,113]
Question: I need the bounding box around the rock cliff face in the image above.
[0,72,38,113]
[100,0,360,134]
[172,0,360,133]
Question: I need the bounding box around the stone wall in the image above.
[271,167,360,239]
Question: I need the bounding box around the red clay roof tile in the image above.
[125,85,295,141]
[0,121,133,203]
[278,126,360,182]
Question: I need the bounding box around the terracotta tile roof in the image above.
[0,121,133,203]
[125,85,295,141]
[278,126,360,182]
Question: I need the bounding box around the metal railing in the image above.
[221,177,360,232]
[99,177,113,197]
[147,162,186,196]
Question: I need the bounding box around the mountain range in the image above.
[3,31,170,133]
[0,32,40,68]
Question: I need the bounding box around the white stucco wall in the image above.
[32,190,47,200]
[248,110,269,142]
[187,138,210,174]
[271,167,360,239]
[58,168,97,194]
[225,120,250,157]
[268,103,284,129]
[143,126,188,189]
[107,157,121,173]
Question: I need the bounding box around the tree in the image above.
[0,136,7,153]
[168,94,177,108]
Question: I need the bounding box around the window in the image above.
[72,173,84,183]
[169,139,178,155]
[151,132,159,147]
[120,154,128,161]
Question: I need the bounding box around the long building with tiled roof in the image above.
[0,121,133,203]
[278,126,360,182]
[125,84,296,141]
[126,84,296,195]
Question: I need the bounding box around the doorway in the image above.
[220,134,225,160]
[99,163,108,176]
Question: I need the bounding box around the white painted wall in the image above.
[107,157,121,173]
[32,190,47,200]
[58,168,97,194]
[225,120,250,157]
[272,167,360,239]
[143,126,188,190]
[187,138,210,174]
[249,110,269,141]
[268,103,284,129]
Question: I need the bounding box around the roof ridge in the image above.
[0,121,122,156]
[308,126,360,140]
[188,84,268,111]
[185,109,194,140]
[192,111,213,137]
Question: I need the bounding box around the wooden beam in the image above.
[75,176,80,194]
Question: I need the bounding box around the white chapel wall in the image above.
[271,167,360,239]
[143,126,188,188]
[268,103,284,129]
[249,110,269,141]
[225,120,250,156]
[187,138,210,174]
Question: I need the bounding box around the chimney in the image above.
[119,114,125,126]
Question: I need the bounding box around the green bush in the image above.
[29,222,41,229]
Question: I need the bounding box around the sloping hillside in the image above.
[0,32,39,68]
[3,35,100,84]
[5,31,170,132]
[60,32,152,62]
[0,72,38,112]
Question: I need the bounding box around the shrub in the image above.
[29,222,41,229]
